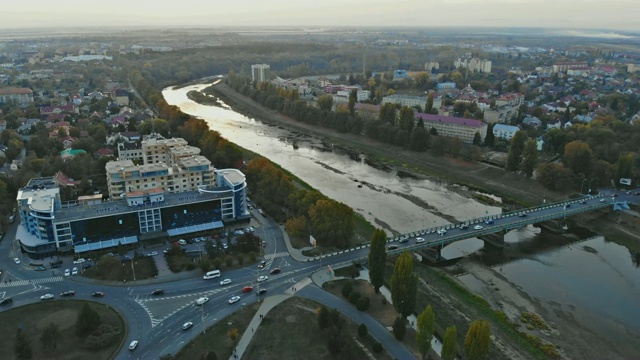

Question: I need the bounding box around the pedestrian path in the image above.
[263,251,289,260]
[0,276,64,288]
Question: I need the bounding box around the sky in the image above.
[0,0,637,32]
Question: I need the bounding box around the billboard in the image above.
[619,178,632,186]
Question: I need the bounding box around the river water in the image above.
[163,83,640,354]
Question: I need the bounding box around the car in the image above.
[73,258,86,264]
[258,208,264,215]
[580,200,587,204]
[565,204,571,208]
[13,258,21,264]
[262,240,266,248]
[257,276,268,283]
[257,288,268,296]
[92,292,105,298]
[50,263,62,269]
[129,340,139,350]
[177,239,187,245]
[82,263,93,269]
[242,286,254,293]
[634,192,640,196]
[228,295,241,304]
[459,224,469,229]
[163,248,170,254]
[64,269,71,277]
[151,289,165,296]
[626,191,631,195]
[398,237,409,243]
[182,321,194,330]
[72,267,79,276]
[613,194,618,198]
[599,199,607,203]
[474,225,484,230]
[40,294,54,300]
[485,219,494,225]
[247,226,255,232]
[50,260,63,266]
[437,229,447,235]
[270,268,281,274]
[387,245,399,250]
[35,266,46,271]
[196,297,209,305]
[121,255,132,262]
[148,251,159,256]
[0,297,13,306]
[60,290,76,297]
[415,237,426,244]
[518,213,527,217]
[220,278,232,286]
[258,260,266,269]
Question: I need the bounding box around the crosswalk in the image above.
[0,276,64,288]
[263,252,289,260]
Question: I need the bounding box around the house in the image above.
[493,124,520,141]
[70,94,83,105]
[353,103,380,120]
[0,87,34,104]
[495,93,524,107]
[58,136,78,149]
[574,115,593,123]
[40,103,77,115]
[522,116,542,128]
[53,171,81,187]
[111,89,130,106]
[547,120,562,129]
[94,148,114,158]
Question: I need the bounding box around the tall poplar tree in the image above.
[442,325,458,360]
[390,252,418,317]
[416,305,436,359]
[464,319,491,360]
[367,229,387,293]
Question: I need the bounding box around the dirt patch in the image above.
[38,309,77,331]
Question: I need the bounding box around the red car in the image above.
[242,286,253,293]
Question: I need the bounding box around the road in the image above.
[1,188,637,359]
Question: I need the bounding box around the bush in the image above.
[356,296,370,311]
[372,341,383,353]
[358,324,368,338]
[185,263,196,271]
[213,258,222,269]
[381,297,388,305]
[236,253,244,265]
[341,282,353,298]
[225,255,234,268]
[393,316,406,340]
[348,291,361,304]
[247,252,256,262]
[83,324,118,350]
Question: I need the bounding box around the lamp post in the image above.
[131,259,136,282]
[580,179,590,194]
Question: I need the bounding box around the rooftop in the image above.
[415,113,486,128]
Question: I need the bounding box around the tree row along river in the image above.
[163,83,640,356]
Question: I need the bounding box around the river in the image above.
[163,83,640,358]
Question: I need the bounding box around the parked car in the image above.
[151,289,164,296]
[177,239,187,245]
[82,263,93,269]
[64,269,71,277]
[34,266,46,271]
[228,296,241,304]
[73,258,86,264]
[129,340,138,350]
[40,293,54,300]
[60,290,75,297]
[51,263,62,269]
[0,297,13,306]
[242,286,253,293]
[92,292,105,298]
[148,251,159,256]
[182,321,194,330]
[50,260,63,266]
[72,267,79,276]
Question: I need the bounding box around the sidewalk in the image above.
[279,225,313,262]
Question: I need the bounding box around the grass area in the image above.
[173,302,259,360]
[243,297,391,360]
[0,300,125,360]
[83,256,158,282]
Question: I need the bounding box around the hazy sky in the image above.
[1,0,637,31]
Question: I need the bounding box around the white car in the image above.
[196,297,209,305]
[129,340,139,350]
[415,237,426,243]
[228,295,241,304]
[72,267,78,276]
[437,229,447,235]
[220,278,232,286]
[13,258,21,264]
[257,276,268,283]
[182,321,194,330]
[474,225,483,230]
[40,293,54,300]
[73,258,86,264]
[64,269,71,277]
[177,239,187,245]
[148,251,158,256]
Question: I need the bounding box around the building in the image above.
[493,124,520,141]
[484,106,518,124]
[495,93,524,107]
[552,62,588,73]
[105,137,216,199]
[424,61,440,72]
[16,148,249,258]
[0,87,34,104]
[117,141,143,161]
[415,113,487,143]
[454,57,492,73]
[436,82,457,91]
[381,94,427,108]
[251,64,271,82]
[627,64,640,73]
[112,89,130,106]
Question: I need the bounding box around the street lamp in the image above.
[581,179,593,194]
[131,259,136,281]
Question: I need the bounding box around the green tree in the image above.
[40,323,60,350]
[519,139,539,178]
[379,102,397,124]
[425,93,434,113]
[348,89,357,117]
[464,319,491,360]
[318,305,330,330]
[15,328,32,359]
[484,123,495,147]
[563,140,593,176]
[416,305,436,359]
[393,316,407,340]
[390,252,418,317]
[543,128,567,154]
[409,126,429,151]
[76,303,101,337]
[472,132,482,146]
[615,153,634,183]
[506,131,527,172]
[316,94,333,111]
[224,255,234,268]
[367,228,387,293]
[442,325,458,360]
[308,199,355,248]
[537,163,576,191]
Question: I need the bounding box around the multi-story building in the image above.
[117,141,143,161]
[493,124,520,141]
[424,61,440,72]
[415,113,487,143]
[436,82,457,91]
[495,93,524,107]
[0,87,34,104]
[381,94,427,108]
[16,144,249,258]
[552,62,588,73]
[454,57,492,73]
[251,64,270,82]
[106,137,216,199]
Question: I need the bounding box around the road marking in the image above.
[0,276,64,288]
[135,287,227,327]
[263,252,289,260]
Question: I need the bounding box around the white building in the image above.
[493,124,520,141]
[415,113,487,143]
[382,94,427,108]
[251,64,271,82]
[0,87,34,104]
[454,57,492,73]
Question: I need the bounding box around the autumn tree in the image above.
[379,102,397,124]
[284,216,307,239]
[308,199,355,248]
[367,229,387,293]
[316,94,333,112]
[506,131,527,172]
[563,140,593,176]
[536,163,576,191]
[416,305,436,359]
[390,252,418,317]
[464,319,491,360]
[442,325,458,360]
[398,106,416,132]
[519,139,539,178]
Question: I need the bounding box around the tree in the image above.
[537,163,576,191]
[506,131,527,172]
[416,305,436,359]
[425,93,434,113]
[41,323,60,350]
[317,95,333,112]
[563,140,593,176]
[464,319,491,360]
[484,123,495,147]
[390,252,418,317]
[472,132,482,146]
[398,106,415,132]
[543,128,567,154]
[348,89,357,117]
[368,228,387,293]
[318,305,330,330]
[76,303,101,337]
[519,139,539,178]
[393,316,407,340]
[379,102,397,124]
[615,153,634,183]
[15,328,32,359]
[442,325,458,360]
[410,126,429,152]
